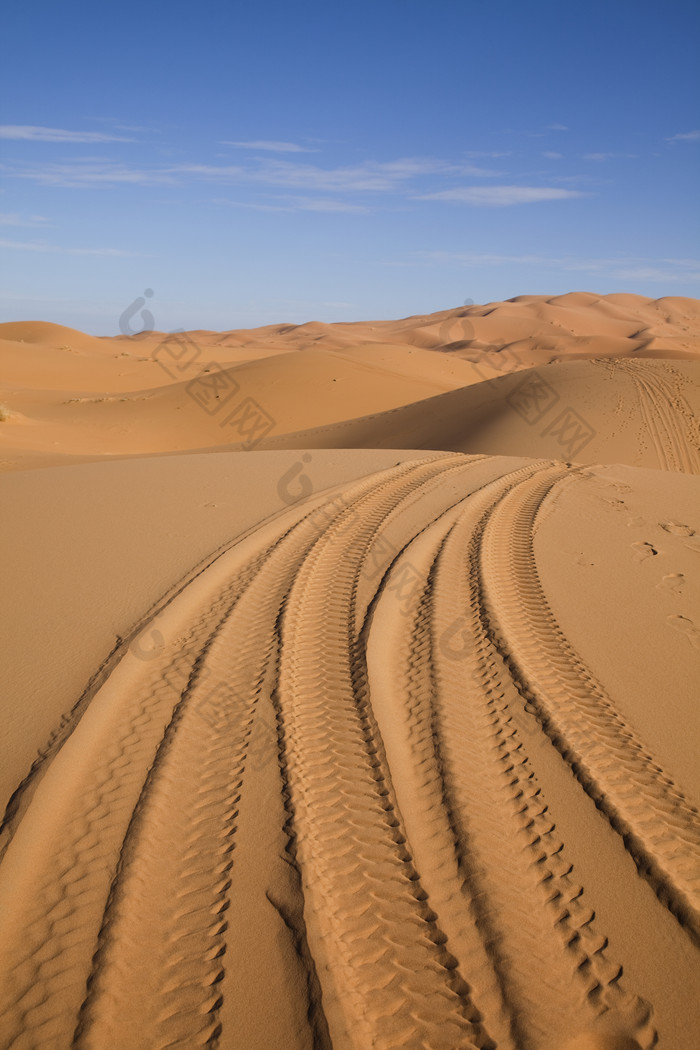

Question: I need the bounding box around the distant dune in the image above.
[0,294,698,1049]
[1,292,698,471]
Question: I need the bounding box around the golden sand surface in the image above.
[0,294,698,1049]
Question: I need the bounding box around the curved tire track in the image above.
[0,453,695,1049]
[480,467,700,943]
[368,465,655,1049]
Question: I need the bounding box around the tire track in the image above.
[0,474,392,1049]
[0,451,693,1049]
[72,458,459,1048]
[0,519,295,1048]
[368,465,655,1049]
[619,359,699,474]
[480,467,700,943]
[277,457,488,1050]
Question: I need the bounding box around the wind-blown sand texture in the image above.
[0,294,699,1049]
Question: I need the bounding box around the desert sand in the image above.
[0,294,699,1050]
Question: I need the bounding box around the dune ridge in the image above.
[1,294,699,472]
[0,294,698,1049]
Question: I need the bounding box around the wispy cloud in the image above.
[3,154,587,212]
[416,250,700,283]
[0,212,50,227]
[666,130,700,143]
[414,186,584,206]
[582,152,636,161]
[174,156,500,192]
[2,149,505,196]
[523,123,570,138]
[542,151,563,159]
[292,196,370,213]
[214,195,370,214]
[0,238,136,256]
[222,140,319,153]
[0,125,135,143]
[2,160,177,187]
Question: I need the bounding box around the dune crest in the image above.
[1,294,699,472]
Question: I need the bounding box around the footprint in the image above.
[631,541,658,562]
[602,498,626,511]
[684,538,700,555]
[667,614,700,649]
[660,521,696,537]
[657,573,686,594]
[626,516,646,528]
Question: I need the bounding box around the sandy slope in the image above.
[1,294,699,472]
[1,454,699,1049]
[256,358,700,473]
[0,294,699,1050]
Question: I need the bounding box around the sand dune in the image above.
[1,294,699,1049]
[1,294,699,472]
[258,358,700,474]
[1,455,698,1048]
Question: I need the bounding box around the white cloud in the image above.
[612,266,700,282]
[212,198,291,212]
[243,158,494,192]
[542,152,563,160]
[222,140,319,153]
[415,250,700,283]
[3,161,177,187]
[0,125,134,143]
[0,238,135,256]
[0,212,50,227]
[545,123,569,131]
[214,195,370,214]
[666,130,700,143]
[415,186,584,206]
[463,150,512,158]
[173,156,499,192]
[582,152,636,161]
[294,197,370,213]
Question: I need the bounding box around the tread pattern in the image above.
[1,453,696,1049]
[480,467,700,942]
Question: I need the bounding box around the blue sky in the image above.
[1,0,699,334]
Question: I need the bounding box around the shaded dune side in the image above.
[0,456,698,1049]
[2,296,699,474]
[255,359,700,475]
